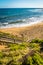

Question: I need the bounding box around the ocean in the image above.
[0,8,43,28]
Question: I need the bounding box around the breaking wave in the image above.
[0,16,43,28]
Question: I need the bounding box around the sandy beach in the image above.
[0,22,43,40]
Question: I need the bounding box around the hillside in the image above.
[0,32,43,65]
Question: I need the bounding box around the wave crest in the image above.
[0,16,43,28]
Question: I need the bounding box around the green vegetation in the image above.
[0,32,43,65]
[29,43,40,51]
[31,38,43,43]
[26,53,43,65]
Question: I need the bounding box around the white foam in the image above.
[29,9,43,12]
[0,16,43,28]
[3,22,8,25]
[0,21,42,29]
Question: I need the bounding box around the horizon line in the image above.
[0,7,43,8]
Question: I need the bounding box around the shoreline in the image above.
[0,22,43,33]
[0,21,43,29]
[0,22,43,40]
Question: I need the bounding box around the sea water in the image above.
[0,8,43,28]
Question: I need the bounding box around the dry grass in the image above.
[0,45,7,50]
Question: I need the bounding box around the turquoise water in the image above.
[0,8,43,28]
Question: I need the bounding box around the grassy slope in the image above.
[0,32,43,65]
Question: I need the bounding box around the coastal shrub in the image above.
[27,56,33,65]
[32,53,43,65]
[8,42,28,51]
[0,57,12,65]
[6,59,22,65]
[31,39,43,43]
[9,44,19,51]
[0,52,3,58]
[0,61,2,65]
[30,39,40,43]
[22,53,43,65]
[29,43,40,51]
[19,42,27,49]
[40,40,43,47]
